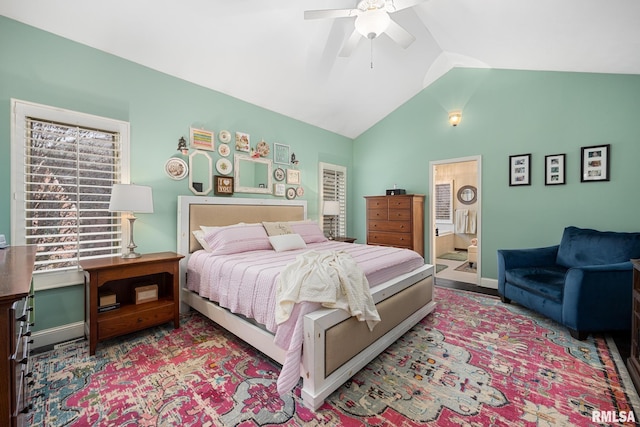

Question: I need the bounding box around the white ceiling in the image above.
[2,0,640,138]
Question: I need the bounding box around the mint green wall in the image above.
[0,17,352,332]
[353,68,640,279]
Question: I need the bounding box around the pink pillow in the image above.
[203,224,272,255]
[290,221,328,244]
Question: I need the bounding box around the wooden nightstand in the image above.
[333,237,357,243]
[81,252,184,355]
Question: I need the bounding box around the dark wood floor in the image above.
[434,278,631,361]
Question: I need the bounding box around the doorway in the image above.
[429,156,481,286]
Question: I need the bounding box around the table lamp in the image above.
[108,184,154,258]
[323,200,340,240]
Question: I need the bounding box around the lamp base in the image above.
[121,250,141,259]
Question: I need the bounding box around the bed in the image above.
[177,195,436,410]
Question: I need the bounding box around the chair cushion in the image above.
[505,267,567,303]
[556,226,640,268]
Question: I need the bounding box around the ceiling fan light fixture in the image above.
[354,9,390,38]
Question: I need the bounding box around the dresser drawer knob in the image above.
[137,318,143,323]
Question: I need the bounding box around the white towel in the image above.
[455,209,468,234]
[466,210,477,234]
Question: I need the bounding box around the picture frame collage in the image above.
[509,144,610,187]
[165,126,303,198]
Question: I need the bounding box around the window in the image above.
[11,100,130,289]
[319,162,347,237]
[435,181,453,224]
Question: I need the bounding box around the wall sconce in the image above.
[176,136,188,155]
[448,110,462,127]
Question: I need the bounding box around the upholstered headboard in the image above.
[177,196,307,254]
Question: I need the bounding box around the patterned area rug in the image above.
[28,287,640,426]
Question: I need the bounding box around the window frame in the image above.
[318,162,347,238]
[11,99,130,290]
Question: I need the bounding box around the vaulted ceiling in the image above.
[2,0,639,138]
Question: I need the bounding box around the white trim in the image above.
[429,155,482,283]
[10,98,130,290]
[31,321,85,350]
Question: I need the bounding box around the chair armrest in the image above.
[497,245,559,294]
[562,261,633,330]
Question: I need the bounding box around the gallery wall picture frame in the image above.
[273,183,285,197]
[581,144,610,182]
[286,169,301,185]
[544,154,566,185]
[235,132,250,152]
[509,153,531,186]
[214,175,234,195]
[274,143,290,165]
[190,127,215,151]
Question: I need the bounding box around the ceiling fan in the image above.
[304,0,427,57]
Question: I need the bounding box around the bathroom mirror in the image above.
[457,185,477,205]
[189,150,213,195]
[234,154,272,194]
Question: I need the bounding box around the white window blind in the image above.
[319,162,347,237]
[435,182,453,223]
[12,100,130,289]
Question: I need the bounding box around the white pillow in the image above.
[192,230,213,252]
[268,234,307,252]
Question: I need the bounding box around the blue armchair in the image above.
[497,226,640,340]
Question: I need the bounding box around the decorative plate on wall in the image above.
[164,157,188,180]
[218,144,230,157]
[256,140,270,157]
[274,167,285,181]
[216,158,232,175]
[296,186,304,197]
[286,187,297,200]
[219,130,231,143]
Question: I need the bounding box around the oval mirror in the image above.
[457,185,477,205]
[189,150,213,195]
[234,154,273,194]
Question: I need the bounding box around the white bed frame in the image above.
[177,195,436,410]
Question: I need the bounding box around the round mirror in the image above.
[457,185,477,205]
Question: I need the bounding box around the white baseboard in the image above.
[32,321,85,350]
[480,277,498,289]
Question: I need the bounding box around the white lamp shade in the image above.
[355,9,391,38]
[108,184,154,213]
[323,200,340,216]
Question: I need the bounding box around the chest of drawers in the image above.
[365,195,425,257]
[1,246,36,427]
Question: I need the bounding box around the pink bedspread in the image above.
[186,241,424,393]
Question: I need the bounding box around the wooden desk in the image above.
[0,246,36,427]
[81,252,183,355]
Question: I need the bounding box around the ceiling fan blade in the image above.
[304,8,358,20]
[385,19,416,49]
[339,29,362,57]
[385,0,427,13]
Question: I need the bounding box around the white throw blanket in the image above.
[276,250,380,331]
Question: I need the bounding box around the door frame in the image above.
[429,155,482,284]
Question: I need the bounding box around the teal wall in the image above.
[0,17,352,332]
[353,68,640,278]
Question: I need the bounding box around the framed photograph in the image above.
[214,175,234,195]
[545,154,565,185]
[509,153,531,186]
[235,132,250,152]
[286,169,301,185]
[581,144,610,182]
[273,183,285,197]
[274,143,290,165]
[190,128,215,151]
